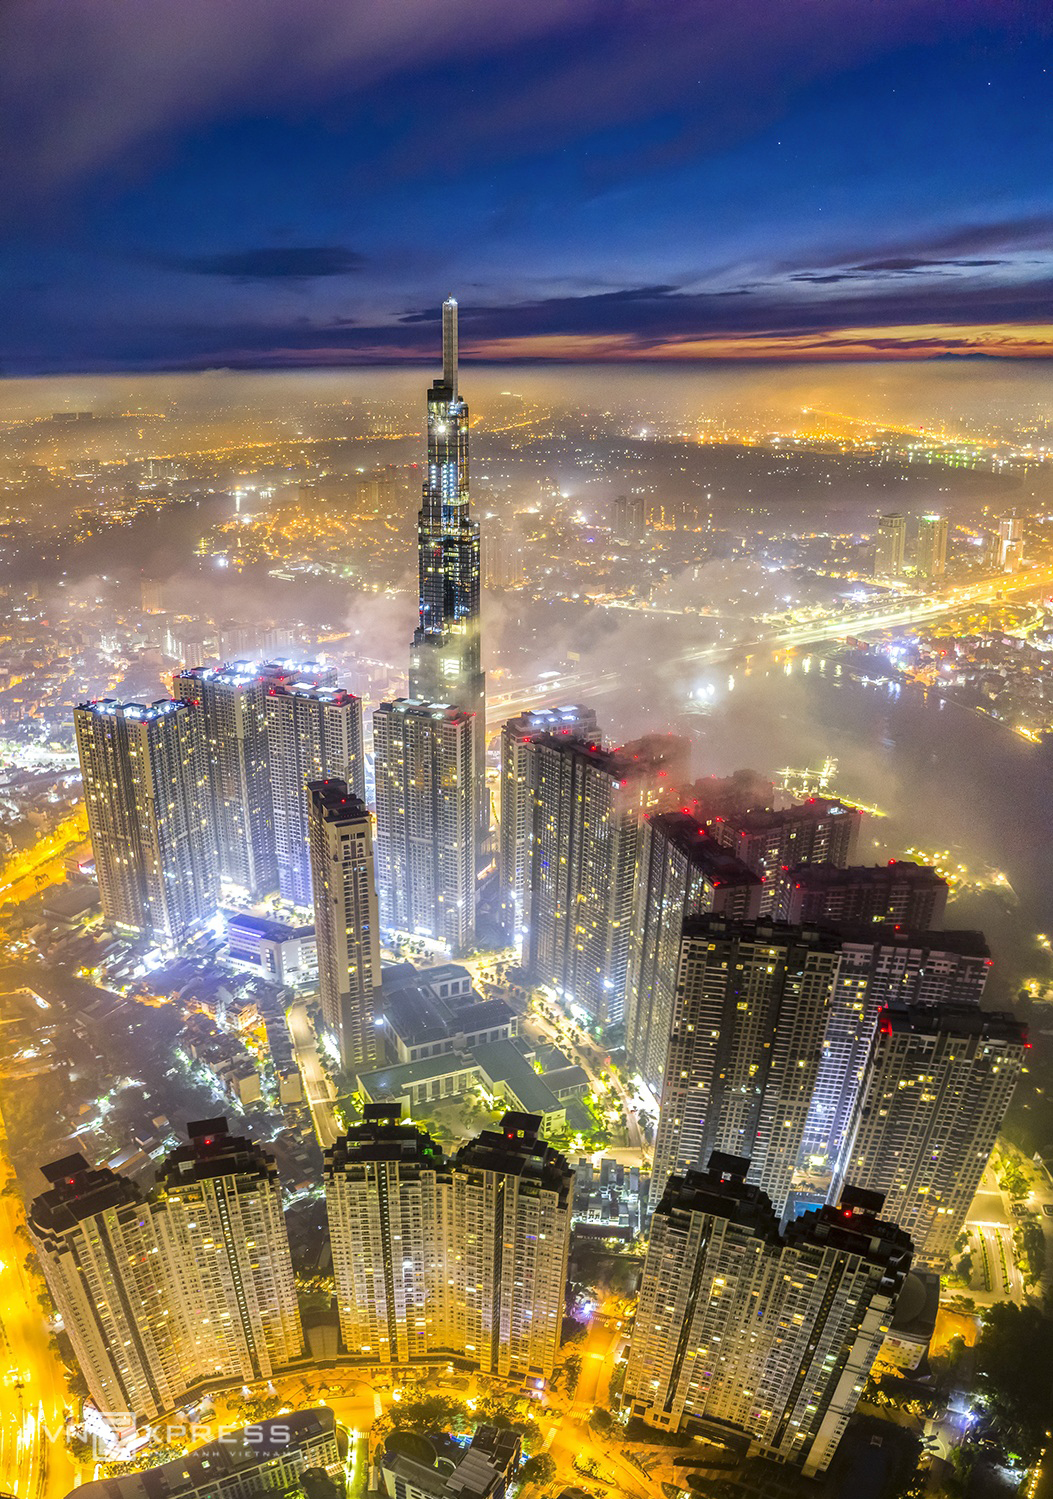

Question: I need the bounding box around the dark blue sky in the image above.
[1,0,1051,372]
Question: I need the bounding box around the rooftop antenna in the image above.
[442,296,458,394]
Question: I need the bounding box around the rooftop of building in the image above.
[76,697,184,721]
[786,1192,915,1270]
[680,912,845,951]
[378,698,473,723]
[710,796,860,831]
[888,1268,941,1341]
[226,911,314,941]
[453,1113,573,1192]
[30,1154,144,1234]
[158,1117,278,1187]
[646,811,762,887]
[784,860,947,888]
[503,704,598,739]
[307,779,368,822]
[835,925,990,959]
[69,1410,336,1499]
[656,1155,782,1243]
[878,1004,1028,1044]
[324,1109,445,1173]
[470,1039,564,1117]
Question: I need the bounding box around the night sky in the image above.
[1,0,1052,373]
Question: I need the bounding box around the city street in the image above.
[0,1111,78,1499]
[286,1001,340,1148]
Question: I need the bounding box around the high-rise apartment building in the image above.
[626,812,762,1094]
[408,299,487,844]
[75,698,216,946]
[325,1111,572,1380]
[626,1156,911,1478]
[801,927,991,1170]
[307,781,381,1072]
[31,1119,303,1428]
[649,917,842,1212]
[498,705,600,945]
[175,664,276,897]
[29,1157,182,1430]
[447,1114,573,1380]
[325,1107,448,1364]
[707,798,861,911]
[874,512,907,577]
[266,681,364,906]
[522,736,659,1025]
[611,492,647,541]
[837,1005,1027,1261]
[773,860,948,929]
[156,1119,303,1384]
[916,514,949,581]
[373,699,476,954]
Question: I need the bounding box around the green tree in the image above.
[563,1352,582,1399]
[588,1407,613,1436]
[518,1454,556,1489]
[974,1302,1053,1465]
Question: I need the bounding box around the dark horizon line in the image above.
[2,351,1051,383]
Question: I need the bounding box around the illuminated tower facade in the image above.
[373,699,476,954]
[74,698,216,946]
[156,1119,303,1385]
[29,1157,183,1431]
[324,1107,448,1363]
[916,513,949,581]
[837,1005,1026,1261]
[626,1156,911,1477]
[175,664,276,898]
[307,780,381,1072]
[874,512,907,578]
[409,298,488,843]
[626,812,762,1095]
[268,684,365,906]
[498,705,600,946]
[649,916,842,1212]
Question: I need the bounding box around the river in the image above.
[682,654,1053,996]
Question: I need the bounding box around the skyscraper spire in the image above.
[409,300,488,851]
[443,296,458,393]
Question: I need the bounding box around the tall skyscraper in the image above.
[625,1155,911,1477]
[156,1119,303,1384]
[268,683,365,906]
[498,705,600,945]
[175,664,276,898]
[916,513,949,581]
[801,927,991,1171]
[837,1005,1027,1261]
[611,492,647,541]
[29,1157,182,1430]
[773,860,948,928]
[75,698,216,946]
[30,1119,303,1428]
[523,736,658,1025]
[408,299,487,844]
[307,781,381,1072]
[325,1106,448,1363]
[626,812,762,1095]
[874,512,907,577]
[373,699,476,954]
[325,1111,572,1380]
[448,1114,572,1380]
[649,916,842,1212]
[998,511,1024,572]
[707,798,861,912]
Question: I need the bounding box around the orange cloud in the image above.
[468,322,1053,361]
